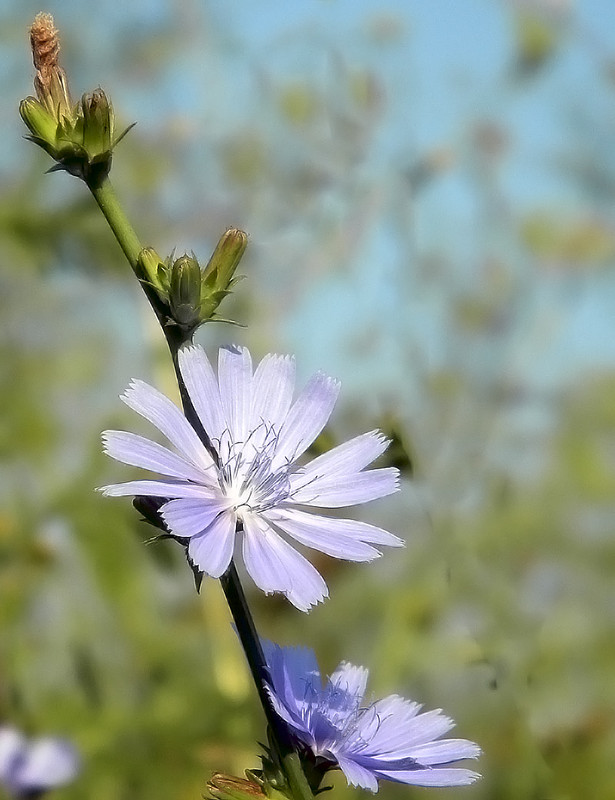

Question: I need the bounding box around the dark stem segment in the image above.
[222,571,317,799]
[220,562,293,747]
[86,174,314,800]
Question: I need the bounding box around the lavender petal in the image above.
[272,373,340,469]
[336,755,379,792]
[15,738,79,791]
[265,507,403,561]
[290,467,399,507]
[178,345,227,447]
[403,739,482,765]
[122,379,213,470]
[361,703,453,755]
[100,479,215,498]
[241,513,328,611]
[187,512,236,577]
[301,430,390,478]
[0,727,24,781]
[262,641,321,723]
[161,497,233,538]
[373,767,481,787]
[102,430,211,483]
[327,662,369,703]
[218,346,253,444]
[250,354,296,434]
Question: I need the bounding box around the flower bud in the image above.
[79,90,114,160]
[200,228,248,321]
[137,247,168,294]
[19,96,59,149]
[20,14,134,182]
[137,231,248,333]
[202,228,248,288]
[168,254,202,330]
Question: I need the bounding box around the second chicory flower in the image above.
[263,642,481,792]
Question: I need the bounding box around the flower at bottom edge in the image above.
[0,726,79,797]
[262,641,481,793]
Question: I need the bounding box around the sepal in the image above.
[132,496,204,591]
[207,773,284,800]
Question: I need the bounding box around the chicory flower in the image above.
[101,344,402,611]
[263,642,481,792]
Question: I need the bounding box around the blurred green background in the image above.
[2,0,615,798]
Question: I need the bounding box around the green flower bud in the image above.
[81,90,113,153]
[137,247,168,295]
[208,772,292,800]
[200,228,248,321]
[137,230,248,333]
[168,254,202,330]
[19,96,59,150]
[51,88,133,182]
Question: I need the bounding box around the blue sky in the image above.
[221,0,614,206]
[5,0,615,387]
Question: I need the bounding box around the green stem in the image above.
[86,174,314,800]
[87,175,192,348]
[88,175,142,271]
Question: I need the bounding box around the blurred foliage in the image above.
[2,2,615,800]
[522,212,615,266]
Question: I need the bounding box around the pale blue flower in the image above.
[0,727,79,798]
[102,344,401,611]
[263,642,481,792]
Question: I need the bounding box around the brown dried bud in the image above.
[29,12,71,118]
[21,13,134,181]
[30,13,59,73]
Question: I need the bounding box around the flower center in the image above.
[217,424,291,514]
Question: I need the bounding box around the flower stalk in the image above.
[85,137,314,800]
[19,13,310,778]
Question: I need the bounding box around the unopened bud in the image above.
[200,228,248,321]
[203,228,248,287]
[208,773,288,800]
[137,247,168,293]
[137,231,248,333]
[19,96,58,148]
[80,90,114,159]
[169,255,202,329]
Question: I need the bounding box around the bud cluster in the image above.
[138,228,248,333]
[19,13,133,182]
